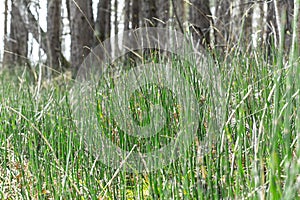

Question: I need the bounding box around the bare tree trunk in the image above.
[113,0,119,57]
[171,0,185,32]
[3,0,28,67]
[142,0,157,27]
[114,0,118,34]
[4,0,8,37]
[157,0,169,27]
[132,0,140,29]
[257,2,267,47]
[177,0,185,26]
[8,0,69,69]
[69,0,94,73]
[2,0,9,67]
[215,0,231,49]
[189,0,213,48]
[230,0,240,44]
[14,0,47,51]
[105,0,111,39]
[124,0,130,31]
[66,0,71,22]
[240,0,253,45]
[266,0,276,49]
[266,0,292,54]
[47,0,62,75]
[285,0,294,51]
[96,0,111,42]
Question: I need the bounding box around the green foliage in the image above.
[0,43,300,199]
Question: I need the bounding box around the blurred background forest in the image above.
[0,0,296,77]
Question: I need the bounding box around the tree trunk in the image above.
[170,0,184,32]
[96,0,111,42]
[69,0,94,73]
[3,0,28,67]
[157,0,169,27]
[124,0,130,30]
[266,0,276,49]
[2,0,9,67]
[284,0,294,51]
[113,0,120,57]
[142,0,157,27]
[189,0,213,48]
[47,0,62,75]
[114,0,118,34]
[66,0,71,22]
[215,0,231,49]
[240,0,253,46]
[132,0,140,29]
[266,0,293,54]
[105,0,111,39]
[230,0,240,45]
[4,0,8,37]
[256,2,266,47]
[11,0,69,70]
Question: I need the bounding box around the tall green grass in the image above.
[0,42,299,199]
[1,24,300,199]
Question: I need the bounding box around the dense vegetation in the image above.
[1,41,300,199]
[1,0,300,199]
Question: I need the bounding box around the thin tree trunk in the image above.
[215,0,231,47]
[132,0,139,29]
[230,0,240,44]
[240,0,253,46]
[284,0,294,51]
[66,0,71,22]
[273,0,283,47]
[12,0,69,69]
[171,0,186,33]
[266,0,276,50]
[257,2,266,47]
[4,0,8,37]
[124,0,130,30]
[2,0,9,67]
[176,0,185,28]
[157,0,169,27]
[96,0,111,42]
[114,0,118,34]
[105,0,111,39]
[47,0,62,75]
[3,0,28,67]
[142,0,157,27]
[69,0,94,73]
[189,0,213,48]
[266,0,292,53]
[114,0,119,57]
